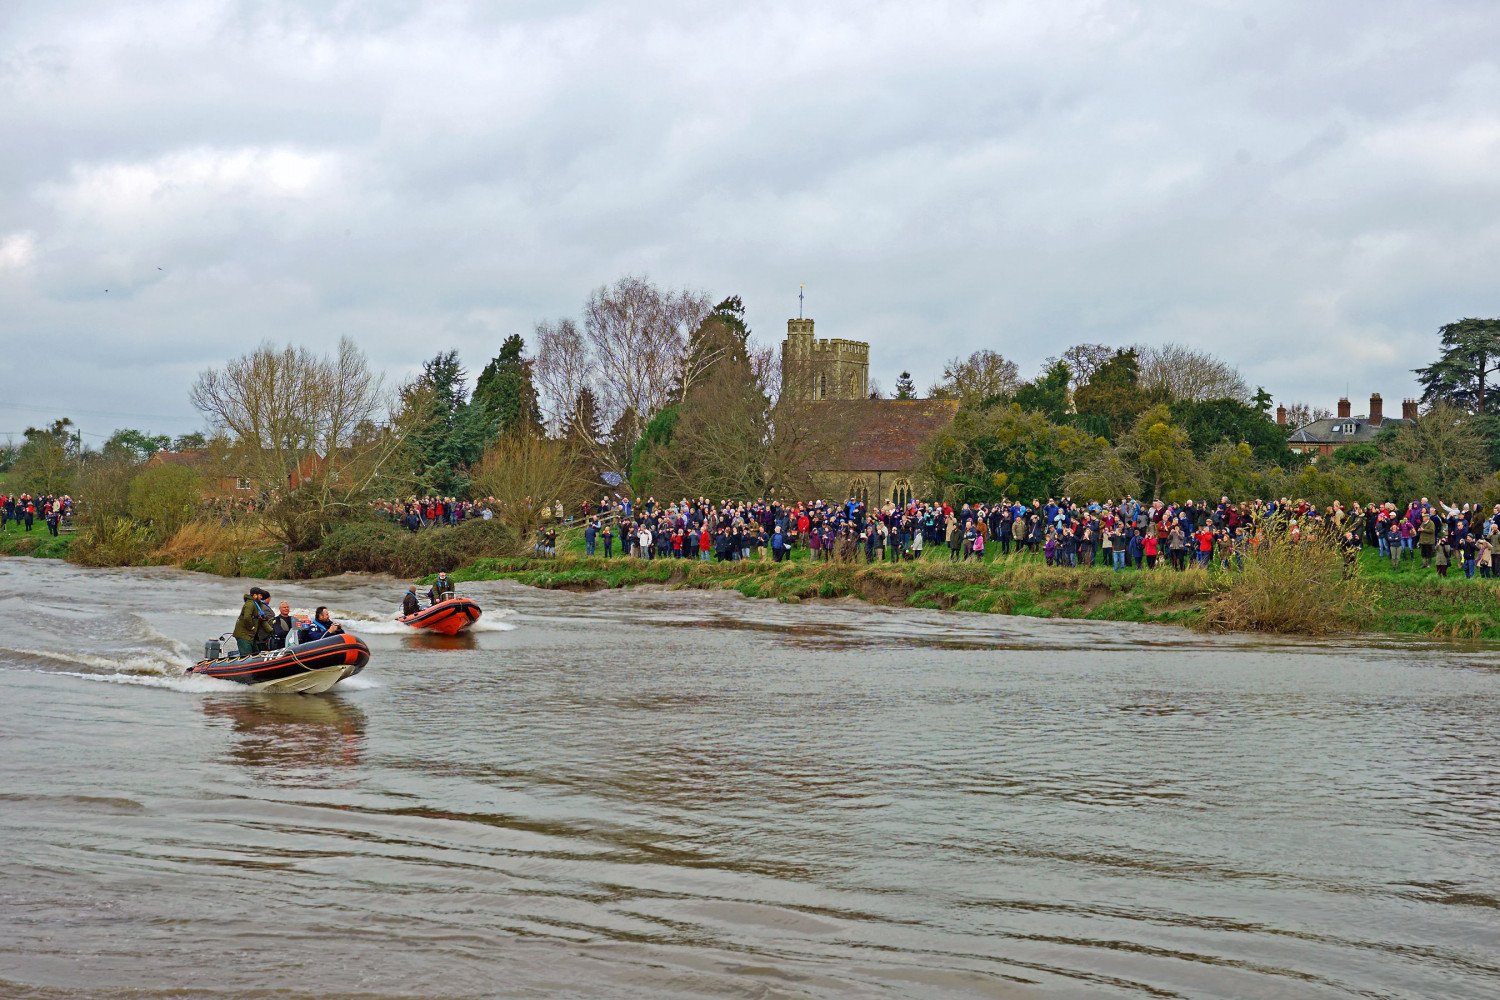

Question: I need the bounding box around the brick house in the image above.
[1282,393,1417,458]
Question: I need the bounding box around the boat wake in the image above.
[52,669,244,693]
[333,608,517,633]
[1,645,195,677]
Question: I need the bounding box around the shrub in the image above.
[1201,517,1375,635]
[294,517,517,579]
[70,515,154,567]
[129,464,203,541]
[155,518,272,575]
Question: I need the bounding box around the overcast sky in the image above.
[3,0,1499,439]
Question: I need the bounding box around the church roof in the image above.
[817,398,960,472]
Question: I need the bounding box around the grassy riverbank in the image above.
[6,518,1496,639]
[0,528,73,560]
[446,547,1500,640]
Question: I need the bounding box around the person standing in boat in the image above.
[402,585,421,616]
[426,572,455,606]
[232,587,273,656]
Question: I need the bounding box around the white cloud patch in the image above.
[0,231,36,271]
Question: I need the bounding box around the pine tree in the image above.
[400,350,478,494]
[894,371,916,399]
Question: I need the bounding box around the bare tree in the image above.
[1134,342,1250,403]
[581,275,711,441]
[1048,343,1115,390]
[470,434,586,549]
[531,317,590,430]
[1386,402,1486,492]
[190,338,414,548]
[928,349,1021,403]
[1282,402,1332,428]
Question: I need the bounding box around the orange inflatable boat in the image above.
[398,597,482,636]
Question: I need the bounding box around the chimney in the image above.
[1403,398,1418,421]
[1368,393,1383,426]
[1337,397,1351,419]
[1276,404,1287,426]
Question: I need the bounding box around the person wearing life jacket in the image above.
[426,572,455,606]
[232,587,273,656]
[267,601,299,650]
[300,606,346,643]
[402,585,421,617]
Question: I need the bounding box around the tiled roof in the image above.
[147,449,210,466]
[1287,416,1411,445]
[817,398,960,471]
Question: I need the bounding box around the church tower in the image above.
[781,314,870,402]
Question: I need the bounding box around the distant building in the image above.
[782,313,958,504]
[1282,393,1417,458]
[146,448,333,496]
[811,398,961,505]
[146,448,252,498]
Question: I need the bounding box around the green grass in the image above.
[448,538,1500,641]
[0,525,73,559]
[451,551,1220,625]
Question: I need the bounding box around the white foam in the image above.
[338,675,382,690]
[49,669,245,693]
[5,646,194,676]
[470,620,518,632]
[342,618,412,634]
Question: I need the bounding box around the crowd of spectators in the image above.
[377,496,495,533]
[562,493,1500,579]
[1,492,71,537]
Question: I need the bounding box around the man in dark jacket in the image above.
[267,601,297,650]
[402,585,421,617]
[426,572,455,606]
[232,587,272,656]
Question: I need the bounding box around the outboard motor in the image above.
[204,638,223,661]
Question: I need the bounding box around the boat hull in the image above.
[398,597,482,636]
[187,633,370,693]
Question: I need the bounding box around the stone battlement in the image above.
[807,338,868,357]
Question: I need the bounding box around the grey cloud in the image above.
[2,0,1499,437]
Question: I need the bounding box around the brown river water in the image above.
[1,556,1498,999]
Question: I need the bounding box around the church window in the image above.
[848,477,870,505]
[814,373,828,400]
[891,478,912,507]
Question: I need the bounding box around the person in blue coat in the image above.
[300,606,346,643]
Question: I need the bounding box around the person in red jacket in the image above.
[1194,525,1215,566]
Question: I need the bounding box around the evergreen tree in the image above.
[401,350,479,494]
[471,334,543,442]
[605,405,639,479]
[675,295,751,400]
[1415,317,1500,413]
[563,387,603,446]
[894,371,916,399]
[1073,349,1148,440]
[1011,361,1073,423]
